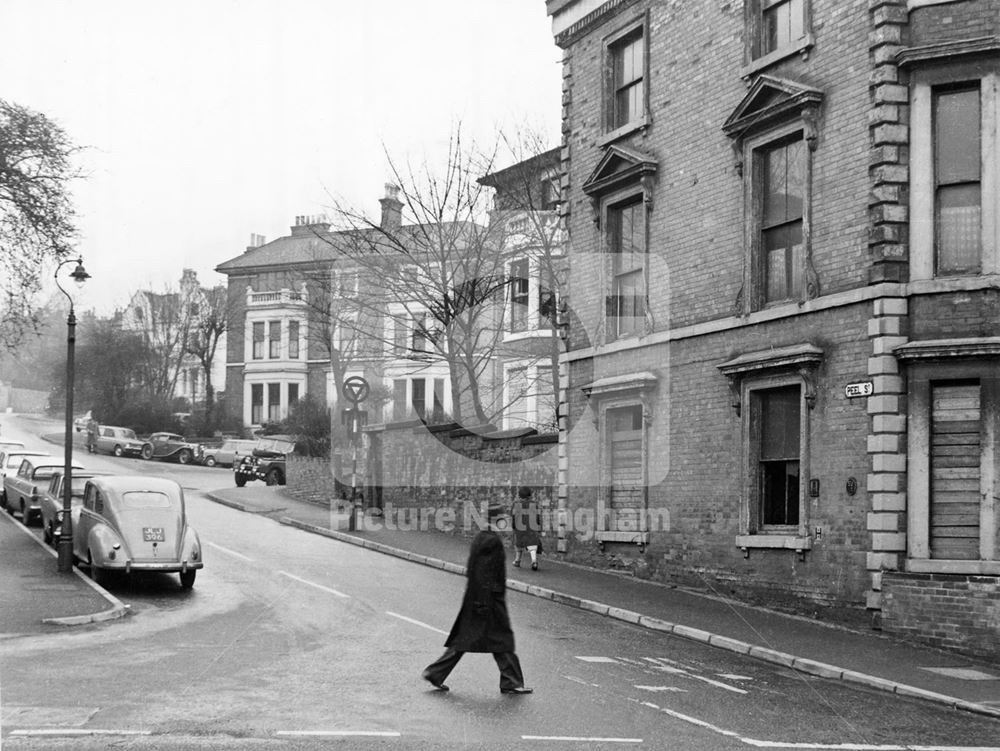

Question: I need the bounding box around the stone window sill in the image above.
[736,534,812,557]
[906,559,1000,576]
[598,115,650,148]
[741,34,815,79]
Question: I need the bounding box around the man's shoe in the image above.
[512,559,520,568]
[421,670,449,691]
[531,562,538,571]
[501,686,533,695]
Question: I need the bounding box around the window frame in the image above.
[739,373,812,545]
[743,0,813,77]
[601,14,650,145]
[252,322,265,360]
[268,320,281,359]
[905,359,1000,574]
[909,63,999,281]
[603,189,648,342]
[288,320,300,360]
[745,122,813,311]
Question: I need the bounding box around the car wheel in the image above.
[204,455,216,468]
[179,570,196,589]
[140,444,153,460]
[177,450,192,465]
[265,469,283,486]
[113,445,124,457]
[88,552,108,587]
[235,475,247,488]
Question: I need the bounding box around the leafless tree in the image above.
[126,287,192,402]
[319,128,519,425]
[184,285,229,416]
[0,99,81,347]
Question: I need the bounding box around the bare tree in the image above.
[320,128,518,425]
[184,285,229,416]
[125,287,192,402]
[0,100,80,347]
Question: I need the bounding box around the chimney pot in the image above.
[380,184,403,231]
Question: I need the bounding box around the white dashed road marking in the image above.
[10,730,152,737]
[385,611,449,636]
[277,571,350,598]
[276,731,401,737]
[576,656,620,663]
[634,685,687,693]
[205,541,253,561]
[523,736,643,744]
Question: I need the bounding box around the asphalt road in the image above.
[2,415,1000,750]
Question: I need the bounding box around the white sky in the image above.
[2,0,562,314]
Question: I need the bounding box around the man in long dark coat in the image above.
[511,486,542,570]
[421,504,533,694]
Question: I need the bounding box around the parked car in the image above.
[201,439,257,468]
[140,432,203,464]
[93,426,147,458]
[74,475,203,588]
[1,449,54,514]
[73,411,92,433]
[3,456,84,526]
[39,470,107,546]
[234,436,296,487]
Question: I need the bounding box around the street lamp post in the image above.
[55,257,90,573]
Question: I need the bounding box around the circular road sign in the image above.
[342,376,370,404]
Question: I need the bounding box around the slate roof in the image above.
[215,221,483,276]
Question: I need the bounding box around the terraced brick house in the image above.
[546,0,1000,657]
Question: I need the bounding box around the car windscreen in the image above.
[33,468,58,481]
[121,491,173,509]
[121,429,138,440]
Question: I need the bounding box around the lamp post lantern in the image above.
[55,256,90,573]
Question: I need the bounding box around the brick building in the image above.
[546,0,1000,656]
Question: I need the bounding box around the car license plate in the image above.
[143,527,165,542]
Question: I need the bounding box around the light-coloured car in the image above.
[39,470,107,546]
[201,439,256,468]
[1,450,55,516]
[0,440,26,453]
[3,456,84,526]
[74,475,204,588]
[93,426,146,457]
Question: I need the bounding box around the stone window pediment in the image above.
[723,76,824,175]
[894,337,1000,361]
[582,145,658,223]
[718,344,823,415]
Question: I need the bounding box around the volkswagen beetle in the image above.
[74,475,204,588]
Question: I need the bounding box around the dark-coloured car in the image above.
[234,436,296,487]
[74,475,204,588]
[140,432,203,464]
[39,470,108,546]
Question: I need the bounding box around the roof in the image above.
[90,475,182,495]
[478,148,561,189]
[215,221,483,275]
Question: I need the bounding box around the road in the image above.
[2,414,1000,750]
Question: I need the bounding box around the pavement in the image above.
[4,481,1000,722]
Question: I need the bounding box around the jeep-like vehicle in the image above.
[234,436,296,487]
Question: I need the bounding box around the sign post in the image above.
[341,376,369,531]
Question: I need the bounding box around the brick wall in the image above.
[909,0,1000,45]
[882,572,1000,659]
[369,423,557,538]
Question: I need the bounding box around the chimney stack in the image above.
[379,183,402,231]
[245,233,266,253]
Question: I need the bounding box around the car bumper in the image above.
[101,560,205,574]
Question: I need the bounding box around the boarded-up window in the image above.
[607,405,644,531]
[930,381,981,560]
